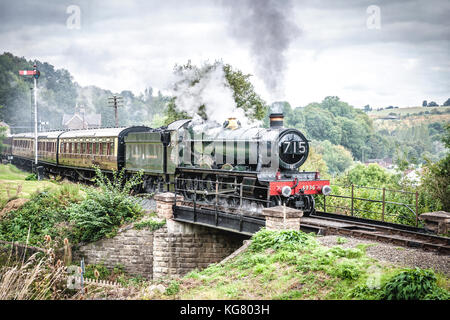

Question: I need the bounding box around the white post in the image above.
[34,75,38,166]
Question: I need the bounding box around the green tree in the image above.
[0,125,6,152]
[315,140,354,175]
[419,124,450,211]
[342,163,397,187]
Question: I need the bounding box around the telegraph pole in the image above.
[107,95,123,127]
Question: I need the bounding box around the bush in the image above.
[381,268,444,300]
[165,280,180,296]
[67,168,144,243]
[0,186,82,246]
[25,173,37,181]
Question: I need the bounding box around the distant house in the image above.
[402,168,422,186]
[62,107,101,130]
[364,158,393,169]
[379,115,399,120]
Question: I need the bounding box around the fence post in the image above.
[381,187,385,222]
[239,183,243,210]
[323,194,326,213]
[351,184,354,216]
[215,177,219,226]
[415,191,419,227]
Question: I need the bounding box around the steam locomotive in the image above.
[1,112,330,216]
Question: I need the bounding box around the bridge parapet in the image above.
[154,192,183,220]
[262,206,303,231]
[419,211,450,235]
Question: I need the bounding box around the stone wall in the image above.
[153,221,247,280]
[74,193,249,279]
[73,224,154,279]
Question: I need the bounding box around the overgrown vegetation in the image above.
[67,167,144,243]
[154,229,449,300]
[0,165,144,247]
[0,239,78,300]
[0,184,83,246]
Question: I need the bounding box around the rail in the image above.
[174,178,423,228]
[174,177,270,217]
[320,184,421,227]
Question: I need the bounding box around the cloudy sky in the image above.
[0,0,449,108]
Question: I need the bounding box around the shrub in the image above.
[67,168,144,243]
[25,173,37,181]
[67,188,143,243]
[165,280,180,296]
[0,187,82,246]
[381,268,443,300]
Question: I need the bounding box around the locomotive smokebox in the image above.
[269,113,284,128]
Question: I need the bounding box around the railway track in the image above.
[303,211,450,255]
[174,201,450,255]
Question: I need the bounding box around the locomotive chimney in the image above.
[269,113,284,128]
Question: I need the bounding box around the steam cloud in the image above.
[170,62,254,127]
[221,0,301,100]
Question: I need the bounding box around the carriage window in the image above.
[93,142,97,154]
[81,142,85,154]
[106,142,111,155]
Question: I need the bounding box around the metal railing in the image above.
[173,178,422,227]
[321,184,420,227]
[174,177,270,216]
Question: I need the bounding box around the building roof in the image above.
[62,112,101,126]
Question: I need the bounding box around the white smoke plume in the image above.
[170,62,255,127]
[221,0,301,100]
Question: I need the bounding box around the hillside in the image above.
[144,230,449,300]
[368,106,450,118]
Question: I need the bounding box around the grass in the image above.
[0,164,59,207]
[149,229,449,300]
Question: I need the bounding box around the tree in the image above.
[428,101,438,107]
[301,144,329,178]
[343,163,396,187]
[419,124,450,211]
[0,124,6,152]
[363,105,371,112]
[422,100,427,107]
[314,140,353,175]
[443,98,450,106]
